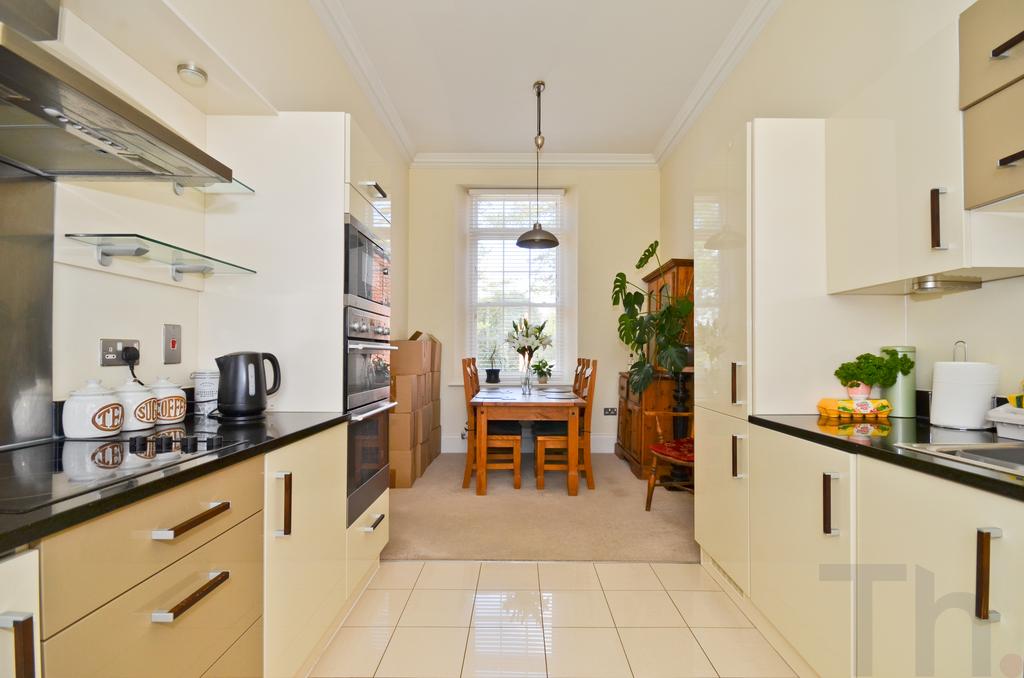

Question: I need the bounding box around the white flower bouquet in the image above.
[505,318,552,369]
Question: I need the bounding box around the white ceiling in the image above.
[323,0,758,158]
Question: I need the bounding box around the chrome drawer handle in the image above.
[0,611,34,678]
[151,571,229,623]
[151,501,230,541]
[360,513,386,533]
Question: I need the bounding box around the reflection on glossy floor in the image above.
[312,561,795,678]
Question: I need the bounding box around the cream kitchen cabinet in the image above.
[749,426,856,678]
[0,550,40,678]
[959,0,1024,109]
[346,490,390,599]
[263,425,348,678]
[345,117,392,251]
[964,79,1024,209]
[694,406,749,592]
[857,456,1024,678]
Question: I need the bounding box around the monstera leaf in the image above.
[635,241,660,270]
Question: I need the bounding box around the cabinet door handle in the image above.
[730,362,745,405]
[991,29,1024,59]
[274,471,292,537]
[730,435,745,479]
[997,149,1024,168]
[151,501,230,540]
[822,473,840,536]
[151,571,230,623]
[976,527,1003,622]
[930,188,947,250]
[361,513,386,532]
[0,612,34,678]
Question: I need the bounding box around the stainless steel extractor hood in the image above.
[0,22,232,185]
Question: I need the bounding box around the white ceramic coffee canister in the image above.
[151,377,187,424]
[115,379,158,431]
[62,380,124,438]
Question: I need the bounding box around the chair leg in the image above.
[462,431,475,489]
[536,441,545,490]
[513,440,522,489]
[645,457,658,511]
[583,438,595,490]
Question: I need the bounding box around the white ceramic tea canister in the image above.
[190,369,219,416]
[151,377,187,424]
[63,380,123,438]
[115,379,158,431]
[61,440,122,482]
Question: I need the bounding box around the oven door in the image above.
[345,341,395,411]
[347,401,395,527]
[346,219,391,312]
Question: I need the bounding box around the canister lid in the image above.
[69,379,112,397]
[881,346,916,353]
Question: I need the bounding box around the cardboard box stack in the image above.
[388,331,442,488]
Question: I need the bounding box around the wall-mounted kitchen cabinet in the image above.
[857,456,1024,677]
[827,9,1024,295]
[964,79,1024,209]
[263,425,348,678]
[959,0,1024,109]
[346,117,392,251]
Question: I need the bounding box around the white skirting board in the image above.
[441,432,616,455]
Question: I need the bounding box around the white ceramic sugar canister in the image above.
[151,377,187,424]
[115,379,158,431]
[63,380,124,438]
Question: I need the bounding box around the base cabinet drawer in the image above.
[202,618,262,678]
[347,490,389,598]
[0,550,41,678]
[40,456,263,639]
[959,0,1024,109]
[43,513,263,678]
[964,79,1024,209]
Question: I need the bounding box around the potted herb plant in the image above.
[484,344,501,384]
[834,349,915,400]
[531,358,553,384]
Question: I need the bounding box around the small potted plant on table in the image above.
[484,344,501,384]
[834,349,914,400]
[531,358,553,385]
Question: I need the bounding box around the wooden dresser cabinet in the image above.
[614,258,694,479]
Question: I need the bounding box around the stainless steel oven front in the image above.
[346,401,395,527]
[344,307,393,412]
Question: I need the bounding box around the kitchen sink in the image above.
[895,442,1024,475]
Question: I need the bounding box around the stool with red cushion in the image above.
[645,437,694,511]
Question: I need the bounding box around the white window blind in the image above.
[466,189,574,382]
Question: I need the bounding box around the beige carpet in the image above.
[382,453,699,562]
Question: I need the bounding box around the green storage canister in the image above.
[881,345,916,419]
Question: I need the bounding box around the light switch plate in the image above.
[163,324,182,364]
[100,339,140,366]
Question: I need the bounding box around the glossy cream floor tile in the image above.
[692,628,795,677]
[343,589,411,627]
[415,560,482,589]
[375,626,470,678]
[538,561,602,590]
[462,626,547,678]
[369,561,425,589]
[311,627,393,678]
[541,590,614,627]
[604,590,686,628]
[544,627,632,678]
[651,563,721,591]
[617,627,717,678]
[398,589,475,627]
[669,591,751,628]
[472,590,544,627]
[479,561,540,590]
[595,562,664,590]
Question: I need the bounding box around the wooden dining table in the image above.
[471,388,587,496]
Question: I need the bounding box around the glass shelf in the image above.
[196,177,255,194]
[65,233,256,281]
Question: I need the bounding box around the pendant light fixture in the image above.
[516,80,559,249]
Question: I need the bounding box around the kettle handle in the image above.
[263,353,281,395]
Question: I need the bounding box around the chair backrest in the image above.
[579,360,598,432]
[573,358,590,395]
[462,358,480,429]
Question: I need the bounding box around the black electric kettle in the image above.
[215,352,281,418]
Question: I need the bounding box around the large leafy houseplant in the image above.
[611,241,694,394]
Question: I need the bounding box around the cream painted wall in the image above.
[658,0,1024,397]
[408,165,662,453]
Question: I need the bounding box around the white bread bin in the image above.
[930,361,1000,430]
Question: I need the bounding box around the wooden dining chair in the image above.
[571,358,590,395]
[535,360,598,491]
[645,413,694,511]
[461,357,523,489]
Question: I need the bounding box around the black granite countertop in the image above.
[749,414,1024,502]
[0,411,349,554]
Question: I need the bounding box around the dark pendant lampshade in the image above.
[517,221,559,249]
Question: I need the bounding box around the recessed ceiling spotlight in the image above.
[176,62,208,87]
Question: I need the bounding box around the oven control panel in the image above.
[346,307,391,342]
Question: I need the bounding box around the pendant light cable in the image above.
[517,80,558,249]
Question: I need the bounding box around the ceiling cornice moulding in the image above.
[411,152,659,169]
[653,0,781,163]
[309,0,416,160]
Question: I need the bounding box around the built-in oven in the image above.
[346,400,395,527]
[345,214,391,315]
[344,307,394,412]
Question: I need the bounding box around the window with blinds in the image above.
[466,189,573,382]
